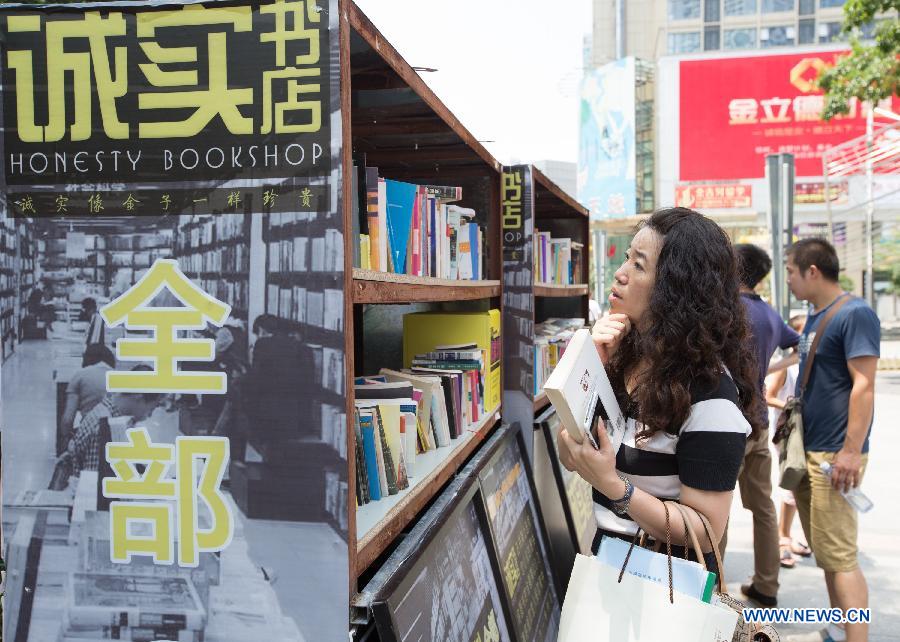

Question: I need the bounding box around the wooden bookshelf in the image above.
[352,269,500,303]
[534,283,590,298]
[355,409,500,573]
[502,164,589,468]
[342,0,505,596]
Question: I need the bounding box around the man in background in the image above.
[244,314,311,454]
[785,239,879,642]
[728,244,800,608]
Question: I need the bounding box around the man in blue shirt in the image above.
[729,244,799,608]
[784,239,879,642]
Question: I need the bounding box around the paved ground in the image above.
[723,370,900,641]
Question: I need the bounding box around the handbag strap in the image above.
[668,502,708,570]
[682,505,728,595]
[617,504,675,604]
[798,293,851,396]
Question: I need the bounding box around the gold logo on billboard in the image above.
[789,57,831,94]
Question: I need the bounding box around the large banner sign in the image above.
[577,57,636,220]
[1,2,348,641]
[679,50,898,181]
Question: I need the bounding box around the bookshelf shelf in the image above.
[534,283,589,298]
[502,164,588,494]
[355,410,500,574]
[344,0,505,598]
[352,268,500,304]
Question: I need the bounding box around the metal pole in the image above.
[865,107,875,306]
[823,158,834,243]
[766,155,782,313]
[615,0,625,60]
[782,154,795,320]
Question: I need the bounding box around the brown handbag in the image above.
[669,502,780,642]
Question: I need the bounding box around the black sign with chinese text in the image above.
[501,165,535,460]
[478,425,560,642]
[1,0,331,188]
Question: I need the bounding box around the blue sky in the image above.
[353,0,593,165]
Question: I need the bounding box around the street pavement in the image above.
[723,368,900,641]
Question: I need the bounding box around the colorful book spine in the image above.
[360,415,382,502]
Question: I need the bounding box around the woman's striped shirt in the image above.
[594,371,751,536]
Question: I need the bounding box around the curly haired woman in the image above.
[558,207,764,577]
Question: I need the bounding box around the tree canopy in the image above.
[817,0,900,120]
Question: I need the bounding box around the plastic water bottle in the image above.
[819,462,874,513]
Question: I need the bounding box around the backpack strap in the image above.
[798,293,852,397]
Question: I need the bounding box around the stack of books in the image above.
[533,230,584,285]
[353,165,484,280]
[534,318,586,396]
[352,354,488,507]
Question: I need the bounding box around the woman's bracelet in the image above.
[610,473,634,516]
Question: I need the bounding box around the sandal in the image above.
[779,543,796,568]
[791,539,812,557]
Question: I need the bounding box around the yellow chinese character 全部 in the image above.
[136,5,253,138]
[100,258,231,393]
[176,434,232,567]
[105,427,232,566]
[728,98,758,125]
[259,0,322,134]
[7,12,128,142]
[105,427,176,564]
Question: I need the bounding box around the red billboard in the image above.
[679,50,895,181]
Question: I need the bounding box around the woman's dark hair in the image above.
[608,207,763,439]
[734,244,772,290]
[82,343,115,368]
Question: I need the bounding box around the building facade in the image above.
[592,0,864,66]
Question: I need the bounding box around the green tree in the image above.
[816,0,900,121]
[839,273,856,293]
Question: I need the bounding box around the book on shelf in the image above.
[379,368,448,449]
[542,328,626,453]
[534,318,585,395]
[402,309,501,418]
[384,179,417,275]
[354,363,486,507]
[359,413,383,502]
[534,230,582,285]
[352,171,483,280]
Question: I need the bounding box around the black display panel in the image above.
[477,423,560,642]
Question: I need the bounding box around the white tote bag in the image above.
[558,553,738,642]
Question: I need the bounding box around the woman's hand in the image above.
[591,313,632,365]
[557,419,622,498]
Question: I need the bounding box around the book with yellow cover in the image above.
[402,310,501,417]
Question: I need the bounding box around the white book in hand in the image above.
[542,328,627,454]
